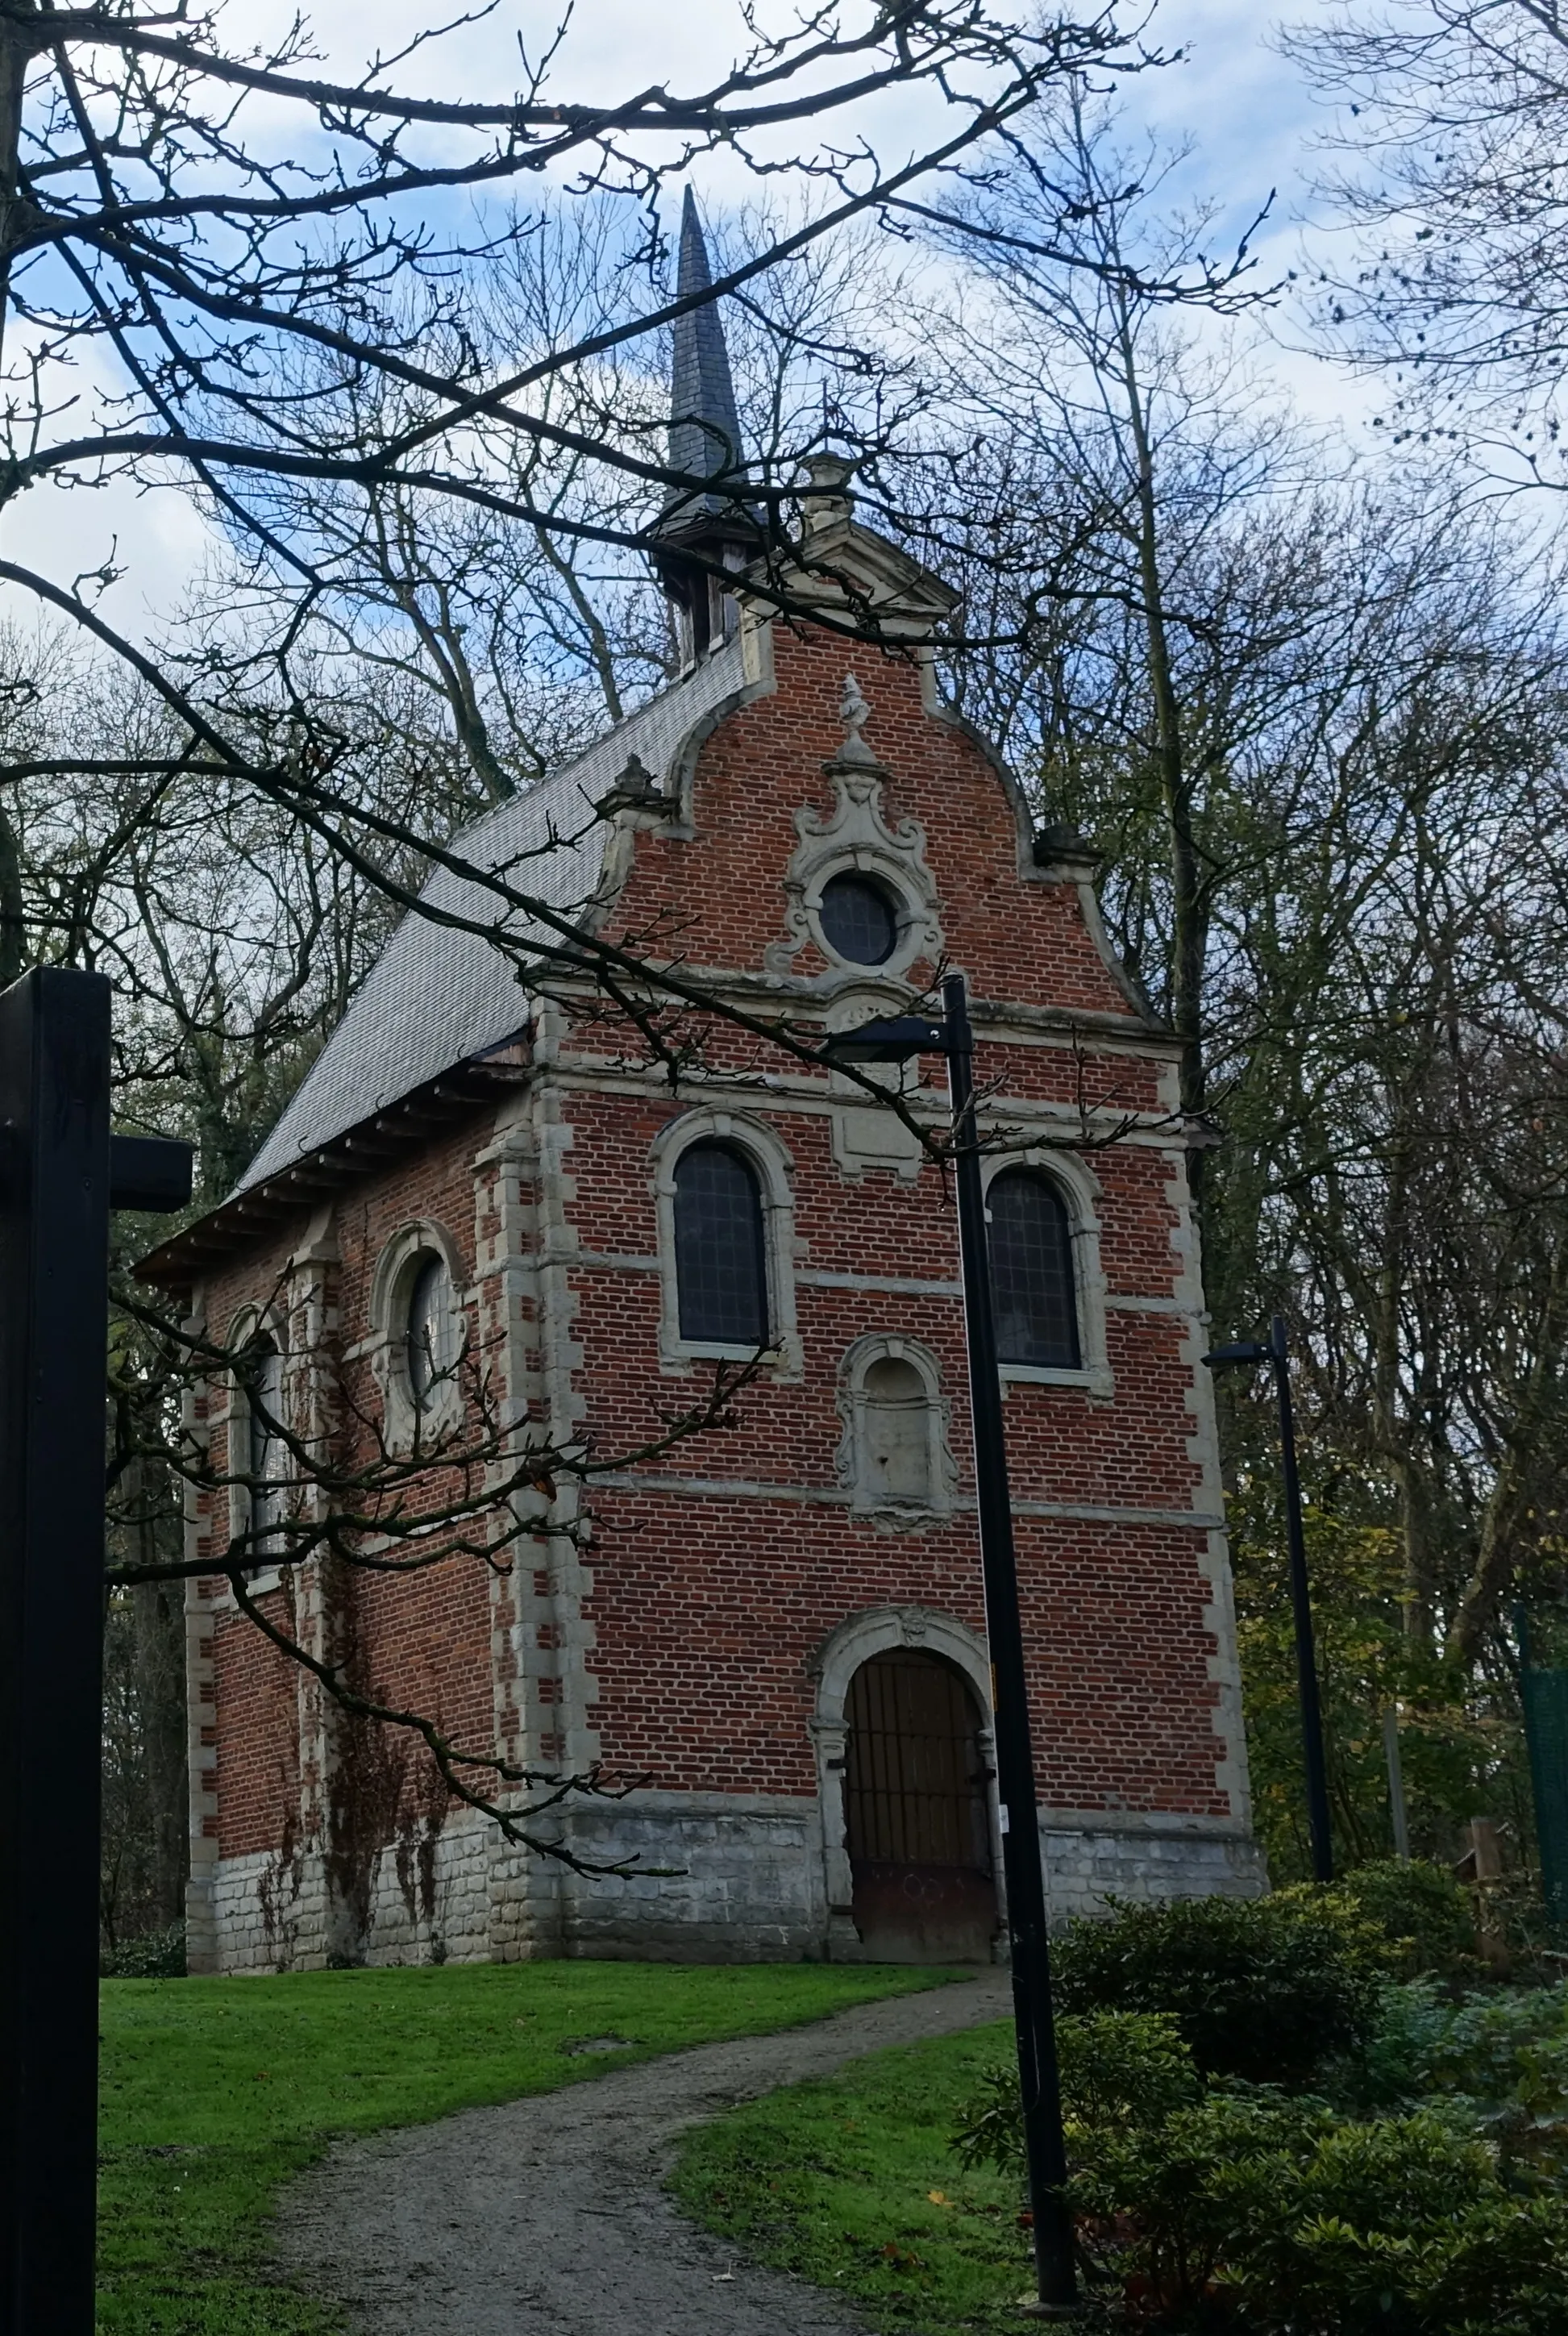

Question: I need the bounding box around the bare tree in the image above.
[0,2,1149,731]
[880,90,1286,1181]
[1284,0,1568,485]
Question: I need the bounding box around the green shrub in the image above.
[1350,1978,1458,2108]
[1425,1984,1568,2184]
[954,2010,1197,2174]
[1071,2092,1568,2333]
[1329,1859,1478,1980]
[100,1922,185,1979]
[1211,2107,1567,2333]
[1050,1891,1384,2088]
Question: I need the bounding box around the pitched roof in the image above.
[235,636,751,1194]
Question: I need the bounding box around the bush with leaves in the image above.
[100,1922,185,1980]
[957,1996,1568,2330]
[1331,1859,1479,1981]
[1069,2091,1568,2332]
[954,1899,1568,2329]
[954,2009,1197,2175]
[1050,1891,1387,2088]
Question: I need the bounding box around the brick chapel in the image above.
[139,195,1262,1974]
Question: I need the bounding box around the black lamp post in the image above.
[1203,1314,1333,1884]
[824,970,1078,2317]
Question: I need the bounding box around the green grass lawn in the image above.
[671,2021,1034,2336]
[98,1958,946,2335]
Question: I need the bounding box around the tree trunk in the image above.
[1117,315,1208,1204]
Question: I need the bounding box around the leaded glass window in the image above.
[407,1251,459,1410]
[673,1142,769,1346]
[818,872,899,965]
[247,1339,285,1547]
[987,1170,1079,1368]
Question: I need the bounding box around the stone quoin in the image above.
[139,192,1262,1972]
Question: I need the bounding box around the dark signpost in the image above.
[1,967,191,2336]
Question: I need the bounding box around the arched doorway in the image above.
[844,1648,996,1962]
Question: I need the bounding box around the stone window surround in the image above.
[764,747,944,991]
[982,1147,1113,1398]
[808,1603,1001,1947]
[368,1218,470,1453]
[834,1332,959,1521]
[805,852,926,979]
[222,1298,290,1596]
[651,1107,803,1376]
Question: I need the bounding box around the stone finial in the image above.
[803,452,855,537]
[837,672,877,764]
[600,752,662,812]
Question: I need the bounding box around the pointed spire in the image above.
[652,190,758,664]
[668,188,745,500]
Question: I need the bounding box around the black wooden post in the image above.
[2,967,191,2336]
[1,967,114,2335]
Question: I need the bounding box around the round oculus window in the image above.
[817,872,900,965]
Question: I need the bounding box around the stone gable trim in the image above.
[764,743,942,985]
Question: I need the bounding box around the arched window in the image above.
[862,1355,934,1504]
[673,1141,769,1347]
[246,1337,286,1551]
[406,1250,458,1413]
[987,1168,1080,1369]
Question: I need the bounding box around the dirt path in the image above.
[276,1970,1012,2336]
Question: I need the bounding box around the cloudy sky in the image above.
[4,0,1355,640]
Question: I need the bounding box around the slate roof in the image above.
[660,188,750,534]
[236,635,751,1193]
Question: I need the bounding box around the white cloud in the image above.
[0,0,1369,643]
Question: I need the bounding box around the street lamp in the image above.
[824,971,1078,2318]
[1203,1315,1333,1884]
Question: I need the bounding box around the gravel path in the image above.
[276,1970,1012,2336]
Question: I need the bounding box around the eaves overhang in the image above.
[135,1037,531,1295]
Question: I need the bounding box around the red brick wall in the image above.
[211,1597,302,1859]
[197,1114,502,1862]
[197,611,1236,1882]
[601,626,1138,1020]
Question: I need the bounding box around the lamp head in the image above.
[1201,1340,1271,1371]
[820,1015,946,1066]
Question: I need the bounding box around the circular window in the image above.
[817,872,900,965]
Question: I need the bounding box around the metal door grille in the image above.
[845,1651,989,1873]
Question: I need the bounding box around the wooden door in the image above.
[844,1650,996,1962]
